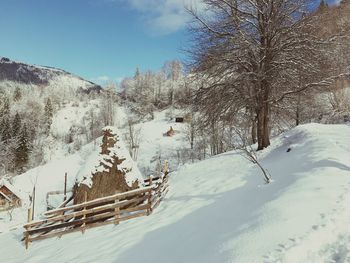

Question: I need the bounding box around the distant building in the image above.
[175,117,184,123]
[0,181,22,211]
[175,113,192,123]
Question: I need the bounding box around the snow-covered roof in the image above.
[0,180,23,200]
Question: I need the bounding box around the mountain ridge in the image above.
[0,56,102,93]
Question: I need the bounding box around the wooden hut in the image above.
[175,117,184,123]
[0,181,22,211]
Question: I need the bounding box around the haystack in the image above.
[73,127,143,204]
[165,126,175,137]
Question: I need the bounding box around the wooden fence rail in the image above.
[23,174,169,248]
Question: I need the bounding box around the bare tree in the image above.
[241,145,271,183]
[188,0,349,150]
[124,118,141,160]
[234,128,271,183]
[101,83,117,126]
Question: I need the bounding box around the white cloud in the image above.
[120,0,204,35]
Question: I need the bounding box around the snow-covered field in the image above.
[1,123,350,262]
[130,110,187,175]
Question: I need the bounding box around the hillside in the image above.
[0,58,106,176]
[0,57,102,93]
[1,123,350,262]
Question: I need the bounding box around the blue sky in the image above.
[0,0,195,84]
[0,0,338,85]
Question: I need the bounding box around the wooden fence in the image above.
[23,175,169,248]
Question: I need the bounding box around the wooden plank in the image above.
[158,184,169,196]
[160,188,169,201]
[27,210,116,235]
[58,194,74,209]
[25,195,149,228]
[24,177,169,245]
[143,176,161,183]
[122,203,150,213]
[44,186,153,216]
[152,177,168,193]
[28,210,149,242]
[27,205,150,238]
[26,200,150,236]
[151,198,161,211]
[151,186,169,211]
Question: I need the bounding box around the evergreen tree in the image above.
[1,116,11,142]
[16,123,30,171]
[13,87,22,101]
[0,96,10,119]
[0,97,11,142]
[12,112,21,138]
[317,0,329,12]
[44,98,53,134]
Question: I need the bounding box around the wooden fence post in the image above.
[81,192,87,234]
[163,160,169,176]
[32,186,36,220]
[149,176,154,215]
[23,187,162,245]
[147,188,153,215]
[25,208,32,249]
[64,173,67,202]
[114,191,120,225]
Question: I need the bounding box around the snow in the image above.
[51,103,87,138]
[42,100,100,162]
[2,123,350,262]
[48,74,99,91]
[131,109,188,175]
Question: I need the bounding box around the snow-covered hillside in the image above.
[128,110,187,175]
[0,57,102,93]
[2,123,350,262]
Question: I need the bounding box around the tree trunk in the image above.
[251,112,257,144]
[295,93,301,126]
[256,102,270,151]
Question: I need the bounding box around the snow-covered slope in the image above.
[130,110,187,175]
[2,123,350,262]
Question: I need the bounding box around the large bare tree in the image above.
[188,0,349,150]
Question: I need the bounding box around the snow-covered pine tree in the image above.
[43,98,53,134]
[0,117,11,142]
[15,123,30,172]
[13,87,22,102]
[0,97,11,142]
[12,112,21,138]
[0,96,10,121]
